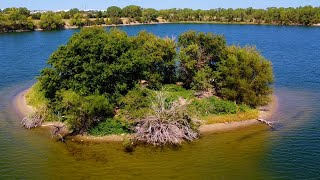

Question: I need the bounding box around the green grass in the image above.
[89,118,130,136]
[188,96,238,116]
[162,84,195,102]
[25,82,49,108]
[202,109,259,124]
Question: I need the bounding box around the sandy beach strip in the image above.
[13,88,277,142]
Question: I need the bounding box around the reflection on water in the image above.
[3,84,319,179]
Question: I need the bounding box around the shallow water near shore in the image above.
[1,24,320,179]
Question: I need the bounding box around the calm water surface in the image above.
[0,24,319,179]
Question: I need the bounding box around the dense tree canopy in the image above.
[35,27,273,134]
[39,12,65,30]
[178,31,226,89]
[38,27,176,132]
[106,6,123,18]
[142,8,159,23]
[177,31,273,106]
[0,7,34,32]
[122,5,142,19]
[215,46,274,106]
[69,13,85,27]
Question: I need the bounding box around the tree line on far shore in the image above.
[1,5,320,32]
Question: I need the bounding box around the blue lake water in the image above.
[0,24,319,179]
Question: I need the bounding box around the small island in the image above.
[19,27,274,146]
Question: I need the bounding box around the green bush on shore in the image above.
[89,118,130,136]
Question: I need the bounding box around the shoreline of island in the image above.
[13,88,277,143]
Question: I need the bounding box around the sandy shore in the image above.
[200,95,277,134]
[14,88,277,142]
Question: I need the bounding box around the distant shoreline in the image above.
[13,88,277,143]
[2,21,320,34]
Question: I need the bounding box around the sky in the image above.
[0,0,320,10]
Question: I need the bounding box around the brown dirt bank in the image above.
[13,88,277,143]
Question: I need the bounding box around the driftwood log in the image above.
[257,118,274,128]
[133,91,199,146]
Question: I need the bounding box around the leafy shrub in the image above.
[106,17,123,25]
[69,13,85,27]
[39,12,65,30]
[89,118,130,136]
[26,82,49,109]
[188,97,238,116]
[162,84,195,102]
[56,90,114,134]
[215,46,273,107]
[119,86,154,119]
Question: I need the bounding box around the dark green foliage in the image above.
[178,31,226,89]
[38,27,176,133]
[56,90,114,134]
[158,6,320,26]
[119,86,154,119]
[188,97,238,116]
[123,5,142,18]
[68,8,80,16]
[89,118,130,136]
[35,27,273,135]
[31,12,42,20]
[142,8,159,23]
[39,12,65,30]
[106,6,123,18]
[215,46,274,107]
[0,7,34,32]
[70,13,85,27]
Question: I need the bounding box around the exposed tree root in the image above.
[133,91,199,146]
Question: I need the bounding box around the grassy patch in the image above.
[25,82,49,109]
[89,118,130,136]
[188,96,238,116]
[202,109,259,124]
[162,84,195,102]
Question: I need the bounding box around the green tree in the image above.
[38,27,176,131]
[142,8,159,23]
[215,46,274,107]
[39,27,176,98]
[68,8,80,16]
[0,8,34,32]
[178,31,226,89]
[31,12,42,20]
[123,5,142,18]
[70,13,85,27]
[106,6,122,18]
[57,90,114,133]
[39,12,65,30]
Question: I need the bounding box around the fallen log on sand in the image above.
[257,118,274,128]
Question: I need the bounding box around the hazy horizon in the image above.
[1,0,320,11]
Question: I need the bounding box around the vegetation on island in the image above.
[1,6,320,32]
[23,27,273,146]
